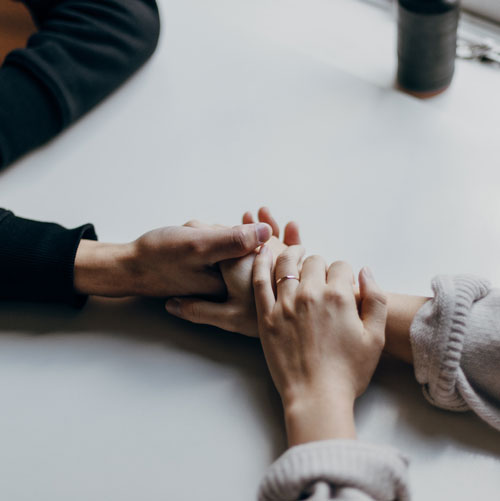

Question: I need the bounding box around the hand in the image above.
[165,207,301,337]
[253,246,387,445]
[73,221,272,298]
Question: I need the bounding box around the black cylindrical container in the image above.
[397,0,460,97]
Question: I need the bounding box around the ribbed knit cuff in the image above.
[0,211,97,307]
[410,275,490,412]
[258,440,410,501]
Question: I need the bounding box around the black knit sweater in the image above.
[0,209,97,306]
[0,0,160,167]
[0,0,160,305]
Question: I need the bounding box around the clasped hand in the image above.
[165,208,387,446]
[75,207,388,445]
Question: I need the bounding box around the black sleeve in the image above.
[0,0,160,168]
[0,208,97,307]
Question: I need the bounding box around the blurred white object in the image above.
[462,0,500,23]
[457,37,500,65]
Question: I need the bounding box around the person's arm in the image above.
[0,208,97,306]
[165,207,302,337]
[73,221,273,299]
[165,207,500,433]
[370,278,500,432]
[0,0,160,167]
[253,248,409,501]
[405,275,500,431]
[0,208,273,306]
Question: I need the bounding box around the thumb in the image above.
[204,223,272,262]
[165,297,229,329]
[359,267,387,340]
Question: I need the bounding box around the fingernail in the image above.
[362,266,374,280]
[166,298,181,315]
[256,223,271,244]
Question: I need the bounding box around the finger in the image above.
[252,244,275,318]
[204,223,272,261]
[283,221,301,245]
[299,255,327,290]
[183,219,205,228]
[326,260,357,310]
[242,211,254,224]
[275,245,305,299]
[165,297,228,328]
[258,207,280,237]
[359,267,387,338]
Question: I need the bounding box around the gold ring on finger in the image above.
[276,275,300,286]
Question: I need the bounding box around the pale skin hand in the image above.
[245,211,429,364]
[74,205,428,361]
[163,207,429,354]
[165,207,301,337]
[253,246,388,446]
[73,221,273,298]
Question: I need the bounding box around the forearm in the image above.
[384,293,430,364]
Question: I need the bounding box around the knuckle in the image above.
[306,254,324,265]
[253,276,268,290]
[334,260,350,269]
[281,300,296,320]
[183,219,201,228]
[296,288,319,308]
[325,288,348,306]
[231,229,251,251]
[261,316,276,334]
[330,260,353,275]
[183,302,201,323]
[185,237,206,255]
[302,255,314,266]
[276,250,294,268]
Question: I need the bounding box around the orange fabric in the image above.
[0,1,36,64]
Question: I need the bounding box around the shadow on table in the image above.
[0,296,287,459]
[1,297,499,460]
[364,356,500,459]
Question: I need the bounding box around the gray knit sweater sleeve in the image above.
[410,275,500,430]
[258,440,409,501]
[258,275,500,500]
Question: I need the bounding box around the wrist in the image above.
[385,293,429,364]
[73,240,138,297]
[283,390,356,447]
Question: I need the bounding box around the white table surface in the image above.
[1,0,500,499]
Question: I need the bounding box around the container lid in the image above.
[399,0,459,14]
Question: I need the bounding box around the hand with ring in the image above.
[165,207,301,337]
[253,245,388,446]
